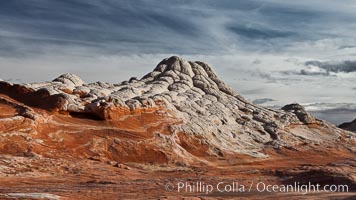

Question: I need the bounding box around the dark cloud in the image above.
[305,60,356,73]
[280,60,356,76]
[280,69,329,76]
[252,98,276,104]
[228,25,295,39]
[338,45,356,49]
[299,69,330,76]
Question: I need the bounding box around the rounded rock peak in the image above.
[281,103,306,112]
[140,56,238,97]
[153,56,219,78]
[154,56,194,77]
[53,73,85,86]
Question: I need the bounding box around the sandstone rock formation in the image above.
[339,118,356,133]
[1,56,352,157]
[0,56,355,199]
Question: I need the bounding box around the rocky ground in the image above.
[0,56,355,199]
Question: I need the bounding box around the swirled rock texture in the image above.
[0,56,355,199]
[1,56,350,156]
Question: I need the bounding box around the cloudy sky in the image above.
[0,0,355,124]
